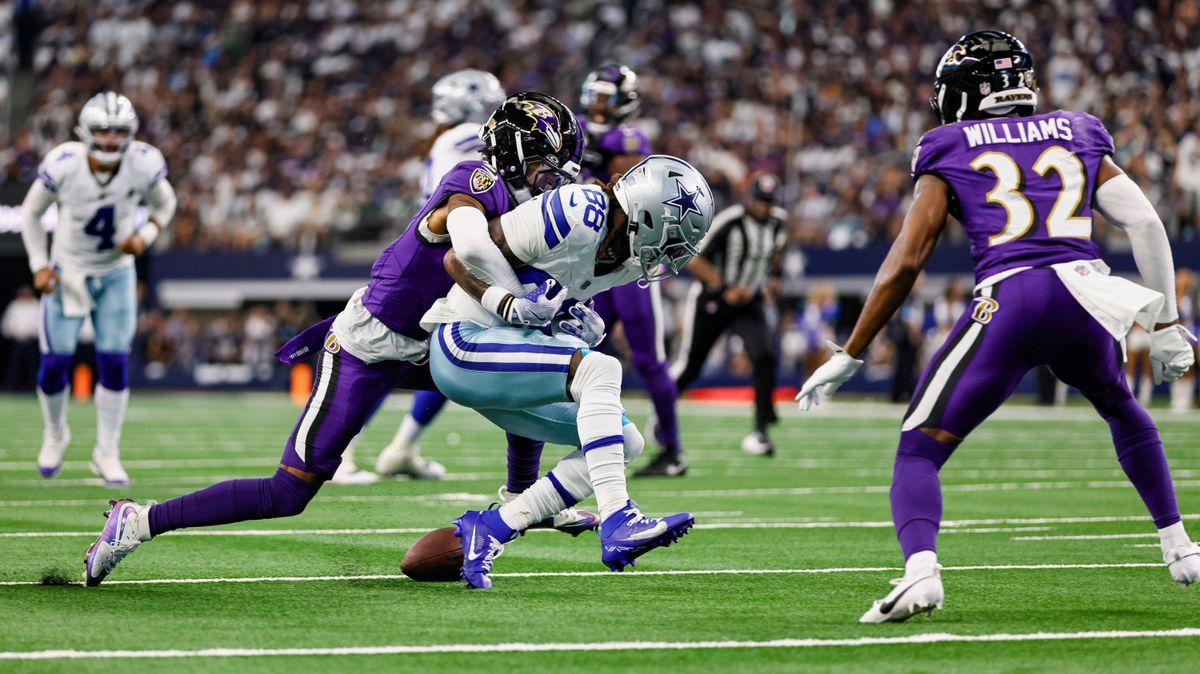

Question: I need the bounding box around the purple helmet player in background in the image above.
[82,92,595,587]
[575,64,685,478]
[797,30,1199,623]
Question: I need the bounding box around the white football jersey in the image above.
[421,183,642,330]
[421,122,485,200]
[37,141,168,274]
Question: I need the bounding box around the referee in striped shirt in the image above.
[637,172,788,477]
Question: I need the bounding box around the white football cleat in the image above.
[375,446,446,480]
[37,428,71,479]
[90,448,129,487]
[859,565,944,623]
[84,499,153,587]
[1166,543,1200,587]
[740,431,775,456]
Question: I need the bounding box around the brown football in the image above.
[401,527,463,582]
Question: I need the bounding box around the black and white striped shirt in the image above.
[698,204,788,291]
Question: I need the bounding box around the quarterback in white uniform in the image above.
[20,92,177,486]
[420,155,714,589]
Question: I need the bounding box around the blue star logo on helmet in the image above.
[514,100,562,151]
[663,179,704,221]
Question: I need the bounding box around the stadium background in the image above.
[1,0,1198,399]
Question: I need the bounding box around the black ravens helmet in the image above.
[480,92,584,199]
[931,30,1038,125]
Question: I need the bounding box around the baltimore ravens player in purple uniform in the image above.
[81,93,586,587]
[575,64,685,478]
[797,31,1199,622]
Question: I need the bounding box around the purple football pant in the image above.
[149,343,434,536]
[592,282,680,451]
[891,268,1181,559]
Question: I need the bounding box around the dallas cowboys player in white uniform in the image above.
[419,155,713,588]
[331,69,507,485]
[20,92,176,486]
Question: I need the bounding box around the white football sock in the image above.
[1137,374,1153,407]
[94,385,129,453]
[37,388,69,437]
[1159,522,1191,558]
[571,353,628,520]
[389,415,424,458]
[498,475,568,531]
[1170,378,1193,412]
[341,435,360,471]
[905,550,939,577]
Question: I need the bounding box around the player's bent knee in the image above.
[267,468,321,518]
[622,423,644,465]
[37,353,73,395]
[569,351,623,401]
[95,352,129,391]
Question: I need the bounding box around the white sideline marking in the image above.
[4,628,1199,659]
[0,562,1164,587]
[1014,533,1158,542]
[642,480,1200,499]
[0,521,1073,539]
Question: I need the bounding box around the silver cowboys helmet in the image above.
[613,155,714,284]
[76,92,139,164]
[432,69,507,126]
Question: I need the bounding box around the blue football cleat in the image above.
[453,507,517,590]
[598,500,694,572]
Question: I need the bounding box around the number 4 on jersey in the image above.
[84,205,116,251]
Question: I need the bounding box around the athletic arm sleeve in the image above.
[1094,173,1178,323]
[499,195,551,264]
[446,205,523,294]
[20,180,56,273]
[143,179,177,229]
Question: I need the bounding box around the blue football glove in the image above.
[558,302,606,347]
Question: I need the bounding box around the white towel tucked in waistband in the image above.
[1051,259,1164,341]
[57,269,96,318]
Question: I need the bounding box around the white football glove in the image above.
[1150,324,1197,384]
[795,341,864,411]
[558,303,606,347]
[506,278,567,327]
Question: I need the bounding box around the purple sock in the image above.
[505,433,544,493]
[149,468,318,537]
[638,359,681,452]
[891,430,956,559]
[1096,387,1181,528]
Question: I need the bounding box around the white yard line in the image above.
[1013,533,1159,542]
[4,628,1198,660]
[0,562,1165,588]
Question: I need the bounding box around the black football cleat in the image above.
[633,450,688,478]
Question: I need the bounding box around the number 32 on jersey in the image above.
[970,146,1091,246]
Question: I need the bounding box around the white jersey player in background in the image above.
[20,92,176,486]
[330,69,507,484]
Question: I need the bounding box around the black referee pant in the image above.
[673,288,778,432]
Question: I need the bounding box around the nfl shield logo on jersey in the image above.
[470,167,497,194]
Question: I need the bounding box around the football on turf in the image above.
[401,527,463,582]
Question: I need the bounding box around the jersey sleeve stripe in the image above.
[548,191,572,241]
[542,195,562,248]
[453,136,484,149]
[149,166,168,185]
[38,170,58,193]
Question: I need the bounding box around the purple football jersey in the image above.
[913,110,1114,282]
[579,118,651,183]
[360,160,511,340]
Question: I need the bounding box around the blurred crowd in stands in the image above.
[2,0,1199,400]
[4,0,1200,252]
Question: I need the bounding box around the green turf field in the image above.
[1,391,1199,672]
